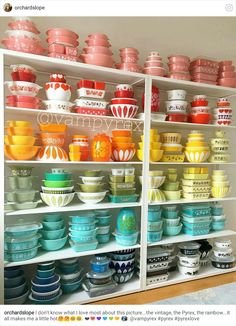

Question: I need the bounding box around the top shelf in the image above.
[2,49,236,97]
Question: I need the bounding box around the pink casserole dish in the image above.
[83,46,113,55]
[8,21,40,34]
[190,59,219,69]
[192,73,217,82]
[190,66,218,75]
[219,71,235,78]
[219,65,235,72]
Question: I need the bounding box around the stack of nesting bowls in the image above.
[211,170,230,199]
[4,266,29,304]
[213,97,233,126]
[143,51,165,77]
[41,168,75,207]
[181,203,211,236]
[161,244,178,272]
[165,89,188,122]
[182,167,211,201]
[211,239,235,270]
[82,255,117,298]
[109,167,138,203]
[29,261,62,304]
[217,61,236,88]
[4,221,42,262]
[185,130,210,163]
[77,170,107,204]
[178,242,201,276]
[209,130,230,163]
[117,47,142,73]
[140,170,166,204]
[147,205,163,243]
[111,129,136,162]
[137,129,163,162]
[58,258,83,294]
[69,212,98,252]
[40,214,67,251]
[162,168,181,201]
[109,249,136,283]
[161,132,185,163]
[5,165,40,211]
[113,208,139,247]
[167,55,191,81]
[162,204,182,237]
[189,95,211,124]
[95,209,111,244]
[211,203,226,232]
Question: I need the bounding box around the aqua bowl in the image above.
[95,209,110,217]
[36,268,55,278]
[59,262,80,275]
[41,227,65,240]
[147,230,163,243]
[43,214,63,222]
[70,222,96,231]
[61,277,83,294]
[5,245,40,262]
[69,232,96,243]
[211,221,225,231]
[113,232,139,246]
[40,236,68,251]
[163,223,182,236]
[45,172,71,181]
[97,233,110,244]
[147,221,163,231]
[42,219,64,231]
[96,216,111,226]
[162,210,178,219]
[69,213,95,224]
[37,261,55,271]
[69,228,96,238]
[4,234,41,252]
[211,206,224,216]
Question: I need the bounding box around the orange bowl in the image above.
[5,145,40,160]
[112,143,136,150]
[39,123,67,133]
[40,132,65,147]
[5,126,34,136]
[112,137,132,143]
[112,129,132,138]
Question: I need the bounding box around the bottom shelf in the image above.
[146,265,236,290]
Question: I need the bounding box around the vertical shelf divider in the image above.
[139,76,152,290]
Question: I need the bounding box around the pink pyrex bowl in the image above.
[168,55,190,64]
[47,28,78,39]
[219,65,235,72]
[47,36,79,47]
[168,63,190,72]
[144,61,163,68]
[120,56,139,64]
[120,47,139,54]
[219,71,235,78]
[88,33,109,40]
[83,46,113,55]
[143,67,165,76]
[218,78,236,87]
[2,38,45,55]
[85,39,111,47]
[81,53,114,68]
[8,21,40,34]
[116,63,142,72]
[168,73,191,80]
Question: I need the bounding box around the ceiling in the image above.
[1,17,236,65]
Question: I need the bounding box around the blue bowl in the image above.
[36,268,55,278]
[162,210,178,219]
[29,289,62,304]
[97,233,110,244]
[31,288,60,301]
[110,251,135,261]
[163,223,182,236]
[90,256,110,273]
[4,279,26,299]
[61,277,83,294]
[4,266,22,278]
[4,272,24,288]
[147,230,163,243]
[33,274,58,285]
[42,220,64,231]
[96,216,111,227]
[59,262,80,275]
[32,282,60,293]
[43,214,62,222]
[41,228,65,240]
[40,236,68,251]
[70,222,96,231]
[148,209,162,222]
[70,213,95,224]
[211,221,225,231]
[113,232,139,246]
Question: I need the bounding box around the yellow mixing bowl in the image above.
[4,135,36,146]
[4,145,40,160]
[7,120,32,127]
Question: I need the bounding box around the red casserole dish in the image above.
[77,80,94,89]
[6,95,41,103]
[167,113,188,122]
[11,71,36,83]
[94,81,105,90]
[74,106,110,116]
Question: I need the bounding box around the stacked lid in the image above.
[116,47,142,73]
[189,95,211,124]
[143,51,165,77]
[211,203,226,232]
[2,17,45,54]
[178,242,201,276]
[109,249,136,284]
[211,170,230,199]
[213,97,233,126]
[4,266,29,304]
[82,33,114,68]
[166,89,188,123]
[58,258,83,294]
[69,212,98,252]
[29,261,62,304]
[161,132,185,163]
[181,203,212,236]
[110,84,138,119]
[217,60,236,88]
[190,58,219,85]
[74,79,108,116]
[211,239,235,270]
[46,28,79,61]
[43,73,73,113]
[82,255,117,298]
[184,130,210,163]
[182,167,211,201]
[209,130,230,163]
[167,55,191,80]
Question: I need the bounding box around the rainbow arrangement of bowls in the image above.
[41,169,75,207]
[161,132,185,163]
[209,130,230,163]
[211,170,230,199]
[137,129,163,162]
[58,258,83,294]
[4,266,29,304]
[5,120,40,161]
[185,130,210,163]
[29,261,62,304]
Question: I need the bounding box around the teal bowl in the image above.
[59,262,80,275]
[162,210,178,219]
[97,233,110,244]
[61,277,83,294]
[147,230,163,243]
[37,261,55,271]
[70,222,96,231]
[70,213,95,224]
[163,223,182,236]
[37,268,55,278]
[43,214,62,222]
[41,227,65,240]
[113,232,139,246]
[148,209,162,222]
[40,236,68,251]
[69,228,96,238]
[45,172,71,181]
[42,219,64,231]
[211,221,225,231]
[29,290,62,304]
[95,209,111,217]
[96,216,111,226]
[69,233,96,243]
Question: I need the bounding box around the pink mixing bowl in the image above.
[116,63,142,72]
[47,28,78,39]
[219,71,235,78]
[120,47,139,54]
[8,21,40,34]
[81,53,114,67]
[2,37,45,55]
[85,38,111,47]
[168,55,190,64]
[143,66,165,77]
[47,36,79,47]
[219,65,235,72]
[169,73,191,80]
[88,33,109,40]
[168,63,190,72]
[144,60,163,68]
[83,46,113,55]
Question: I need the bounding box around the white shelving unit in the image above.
[2,49,236,305]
